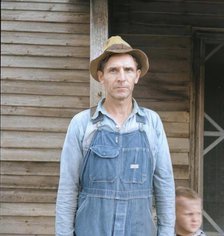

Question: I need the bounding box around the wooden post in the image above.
[90,0,108,106]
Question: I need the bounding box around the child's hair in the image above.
[175,186,201,200]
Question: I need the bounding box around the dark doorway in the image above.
[202,36,224,235]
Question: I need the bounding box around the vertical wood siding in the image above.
[109,0,224,188]
[1,0,90,235]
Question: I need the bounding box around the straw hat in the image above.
[90,36,149,81]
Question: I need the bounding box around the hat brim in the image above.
[90,48,149,81]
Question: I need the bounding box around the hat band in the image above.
[106,44,132,51]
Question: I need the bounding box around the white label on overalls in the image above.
[130,164,139,169]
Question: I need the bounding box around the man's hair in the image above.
[97,53,140,72]
[175,186,201,200]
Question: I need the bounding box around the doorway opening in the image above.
[194,32,224,235]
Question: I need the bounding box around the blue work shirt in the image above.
[56,98,175,236]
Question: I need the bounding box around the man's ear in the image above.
[134,69,141,84]
[97,71,104,84]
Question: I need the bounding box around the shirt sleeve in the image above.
[55,115,86,236]
[152,113,176,236]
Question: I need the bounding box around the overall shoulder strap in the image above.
[81,105,99,149]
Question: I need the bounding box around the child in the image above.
[175,186,207,236]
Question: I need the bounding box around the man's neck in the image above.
[103,98,133,126]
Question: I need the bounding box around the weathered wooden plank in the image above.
[1,80,90,96]
[144,57,190,73]
[163,122,189,138]
[2,32,89,46]
[1,188,57,203]
[141,79,189,92]
[173,166,189,179]
[146,72,190,83]
[1,203,55,216]
[112,22,192,36]
[1,105,79,118]
[2,67,90,83]
[123,35,191,48]
[1,1,89,12]
[175,179,189,187]
[137,97,189,111]
[2,56,89,70]
[1,148,61,162]
[114,1,224,15]
[2,10,89,23]
[171,152,189,166]
[2,44,89,57]
[0,216,54,234]
[138,101,189,112]
[1,161,59,176]
[168,137,190,152]
[1,175,59,189]
[2,20,89,33]
[158,111,189,123]
[134,84,189,100]
[143,47,191,60]
[1,131,65,148]
[90,0,108,106]
[113,10,224,28]
[1,115,69,132]
[130,12,224,28]
[1,94,89,108]
[134,60,190,75]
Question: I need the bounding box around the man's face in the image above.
[176,197,202,236]
[97,54,141,101]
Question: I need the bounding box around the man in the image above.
[56,36,175,236]
[175,186,206,236]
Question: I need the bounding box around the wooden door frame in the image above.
[192,29,224,195]
[193,29,224,235]
[90,0,108,106]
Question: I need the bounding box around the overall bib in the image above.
[74,114,156,236]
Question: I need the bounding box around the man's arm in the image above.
[153,115,176,236]
[55,116,84,236]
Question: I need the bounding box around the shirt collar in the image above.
[90,97,145,121]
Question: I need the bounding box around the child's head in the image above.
[175,186,202,236]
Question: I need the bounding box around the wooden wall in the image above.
[1,0,224,234]
[1,0,90,235]
[109,0,224,188]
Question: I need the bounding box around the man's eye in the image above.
[125,68,134,72]
[109,68,117,73]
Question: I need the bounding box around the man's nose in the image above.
[118,69,126,81]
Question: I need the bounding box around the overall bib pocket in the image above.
[89,145,119,182]
[121,147,150,184]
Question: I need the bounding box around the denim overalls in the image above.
[74,113,157,236]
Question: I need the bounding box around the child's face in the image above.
[176,196,202,236]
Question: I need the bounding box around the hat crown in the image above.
[103,36,131,51]
[90,35,149,81]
